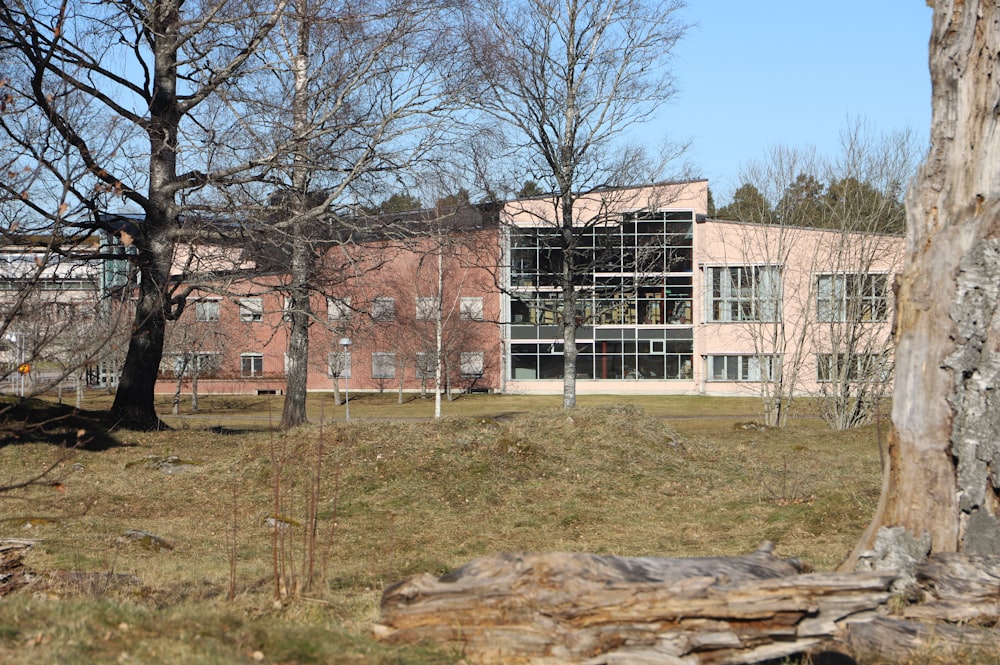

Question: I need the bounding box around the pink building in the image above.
[155,213,502,396]
[152,180,902,401]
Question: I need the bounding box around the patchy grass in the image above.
[0,396,893,663]
[70,390,771,429]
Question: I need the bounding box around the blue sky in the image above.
[649,2,933,202]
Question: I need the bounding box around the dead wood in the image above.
[904,552,1000,623]
[375,548,1000,663]
[840,616,1000,661]
[0,539,34,596]
[375,546,897,664]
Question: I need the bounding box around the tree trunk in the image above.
[279,13,314,430]
[75,370,83,409]
[191,373,199,412]
[281,275,312,429]
[111,257,171,429]
[376,547,902,664]
[846,0,1000,569]
[172,378,182,416]
[560,195,578,409]
[110,0,183,431]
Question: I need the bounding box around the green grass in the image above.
[0,395,893,663]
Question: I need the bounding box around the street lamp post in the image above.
[339,337,351,421]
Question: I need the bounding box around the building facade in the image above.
[502,180,900,399]
[154,220,503,397]
[0,181,901,401]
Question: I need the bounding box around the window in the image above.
[371,297,395,322]
[239,297,264,322]
[327,297,351,321]
[817,353,891,383]
[706,266,781,322]
[416,352,437,379]
[460,351,485,378]
[172,353,220,377]
[327,351,351,378]
[48,302,82,321]
[460,296,485,321]
[371,352,396,379]
[196,299,220,322]
[816,273,888,322]
[240,353,264,377]
[415,297,438,321]
[708,355,780,382]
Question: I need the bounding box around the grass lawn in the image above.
[0,394,897,663]
[73,389,772,427]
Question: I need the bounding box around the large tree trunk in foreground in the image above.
[844,0,1000,570]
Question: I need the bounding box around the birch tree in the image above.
[711,125,915,428]
[708,147,821,427]
[462,0,688,408]
[814,125,913,430]
[229,0,461,428]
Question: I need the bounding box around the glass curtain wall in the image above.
[509,211,695,380]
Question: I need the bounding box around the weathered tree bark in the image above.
[377,548,1000,664]
[844,0,1000,569]
[376,546,899,664]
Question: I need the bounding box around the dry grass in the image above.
[0,395,933,664]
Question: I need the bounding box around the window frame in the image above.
[327,351,352,378]
[415,351,437,379]
[816,273,889,323]
[327,296,352,322]
[816,352,891,383]
[707,354,780,382]
[459,296,485,321]
[705,265,782,323]
[195,299,221,322]
[371,297,395,322]
[460,351,485,378]
[240,352,264,377]
[371,352,396,379]
[415,297,439,321]
[171,352,221,377]
[239,297,264,323]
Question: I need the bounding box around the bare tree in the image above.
[162,299,229,414]
[462,0,689,408]
[223,0,462,428]
[813,124,914,429]
[844,0,1000,568]
[706,147,822,427]
[709,127,914,428]
[377,204,498,414]
[0,0,289,428]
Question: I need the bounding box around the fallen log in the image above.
[375,544,897,664]
[904,552,1000,623]
[840,616,1000,660]
[0,539,34,596]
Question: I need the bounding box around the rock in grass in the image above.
[124,455,202,474]
[117,530,173,552]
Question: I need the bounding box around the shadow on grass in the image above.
[0,397,124,451]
